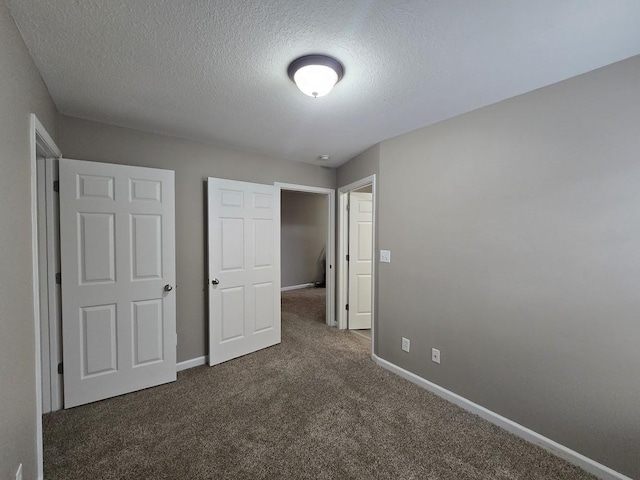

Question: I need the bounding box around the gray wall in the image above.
[336,144,379,188]
[367,55,640,478]
[58,115,336,362]
[0,1,58,478]
[281,191,328,288]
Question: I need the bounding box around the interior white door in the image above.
[208,178,281,366]
[59,158,176,408]
[348,191,373,329]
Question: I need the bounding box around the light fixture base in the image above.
[288,54,344,97]
[287,55,344,82]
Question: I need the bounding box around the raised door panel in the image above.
[77,174,114,200]
[221,219,244,271]
[78,213,116,285]
[253,192,273,214]
[81,304,117,378]
[254,220,274,268]
[221,287,245,342]
[254,282,274,333]
[130,178,162,202]
[131,214,163,280]
[132,299,164,366]
[221,189,244,208]
[356,275,372,314]
[357,222,372,262]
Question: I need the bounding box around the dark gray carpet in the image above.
[43,288,593,479]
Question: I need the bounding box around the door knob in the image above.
[164,284,173,292]
[211,278,220,285]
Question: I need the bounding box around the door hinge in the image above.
[345,304,349,311]
[346,202,350,212]
[346,254,350,261]
[55,272,61,285]
[53,180,59,192]
[57,362,63,375]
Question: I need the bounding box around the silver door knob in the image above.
[164,284,173,291]
[211,278,220,285]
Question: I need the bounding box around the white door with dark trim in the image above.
[59,159,176,408]
[348,191,373,329]
[207,178,281,366]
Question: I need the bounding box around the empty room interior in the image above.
[1,1,640,479]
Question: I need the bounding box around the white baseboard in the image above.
[371,354,631,480]
[281,283,315,292]
[176,356,208,372]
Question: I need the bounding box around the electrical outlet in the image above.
[15,463,22,480]
[380,249,391,263]
[401,337,410,352]
[432,348,441,364]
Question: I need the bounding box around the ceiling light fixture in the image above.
[318,155,331,161]
[288,55,344,98]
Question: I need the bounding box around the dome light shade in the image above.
[288,55,344,98]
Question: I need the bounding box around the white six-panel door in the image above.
[59,159,176,408]
[348,191,373,330]
[208,178,281,365]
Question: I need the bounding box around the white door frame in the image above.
[337,175,377,351]
[36,157,63,414]
[275,183,336,327]
[30,114,62,480]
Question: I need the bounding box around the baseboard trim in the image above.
[371,354,631,480]
[281,283,315,292]
[176,356,208,372]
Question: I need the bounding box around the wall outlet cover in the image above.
[380,249,391,263]
[432,348,441,364]
[401,337,410,352]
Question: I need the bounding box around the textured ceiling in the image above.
[7,0,640,166]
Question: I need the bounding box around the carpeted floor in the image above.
[283,286,326,324]
[43,288,594,480]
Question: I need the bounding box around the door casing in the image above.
[30,114,62,480]
[36,157,63,413]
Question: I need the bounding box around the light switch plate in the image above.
[380,249,391,263]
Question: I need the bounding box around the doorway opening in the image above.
[338,175,377,353]
[275,183,335,327]
[281,190,328,325]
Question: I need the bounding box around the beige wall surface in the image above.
[58,115,336,362]
[0,2,58,478]
[281,191,328,288]
[374,55,640,478]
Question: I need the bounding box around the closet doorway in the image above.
[338,175,377,350]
